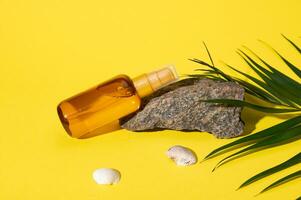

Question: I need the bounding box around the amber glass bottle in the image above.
[57,66,178,138]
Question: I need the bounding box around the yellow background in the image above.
[1,0,301,199]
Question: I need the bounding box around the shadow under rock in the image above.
[240,94,300,137]
[130,127,205,133]
[212,133,301,171]
[240,108,266,136]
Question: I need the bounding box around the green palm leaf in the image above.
[239,153,301,189]
[282,35,301,54]
[204,115,301,160]
[191,37,301,195]
[259,170,301,194]
[243,46,301,90]
[237,50,301,102]
[259,40,301,79]
[225,63,291,106]
[231,77,282,105]
[236,51,300,106]
[190,59,285,105]
[189,58,233,81]
[212,125,301,171]
[189,50,294,106]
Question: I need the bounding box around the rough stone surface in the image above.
[121,78,245,138]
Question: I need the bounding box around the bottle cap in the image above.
[132,65,179,98]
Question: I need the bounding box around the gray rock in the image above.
[121,78,245,138]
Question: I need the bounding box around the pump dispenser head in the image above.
[132,65,179,98]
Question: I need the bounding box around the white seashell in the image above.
[92,168,121,185]
[166,145,197,166]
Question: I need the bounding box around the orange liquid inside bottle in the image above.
[57,66,178,138]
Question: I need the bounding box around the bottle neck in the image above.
[132,66,178,98]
